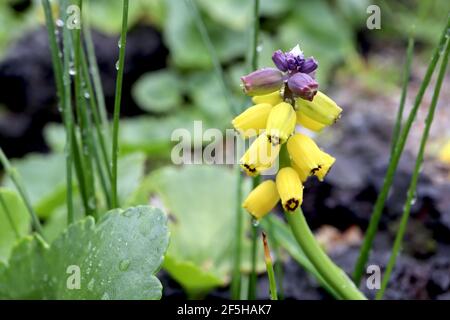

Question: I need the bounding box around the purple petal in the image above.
[287,72,318,101]
[272,50,288,72]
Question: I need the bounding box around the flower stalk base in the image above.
[285,208,366,300]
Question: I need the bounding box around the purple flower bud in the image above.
[287,73,318,101]
[285,53,298,71]
[272,50,288,72]
[300,57,318,74]
[241,68,285,96]
[295,55,305,68]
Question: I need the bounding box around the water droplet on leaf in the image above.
[119,259,130,271]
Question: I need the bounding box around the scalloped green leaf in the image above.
[0,206,169,300]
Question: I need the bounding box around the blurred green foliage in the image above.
[0,188,30,263]
[127,165,264,297]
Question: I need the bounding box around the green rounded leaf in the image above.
[0,206,169,300]
[132,70,182,114]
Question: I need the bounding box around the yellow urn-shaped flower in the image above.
[240,134,280,176]
[287,133,335,181]
[243,180,280,219]
[266,102,297,145]
[290,159,310,183]
[295,91,342,126]
[276,167,303,212]
[232,103,272,138]
[315,151,336,181]
[252,90,283,106]
[296,110,327,132]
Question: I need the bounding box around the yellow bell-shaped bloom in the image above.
[296,110,327,132]
[240,134,280,176]
[243,180,280,219]
[291,160,310,183]
[266,102,297,145]
[295,91,342,126]
[287,133,334,181]
[315,151,336,181]
[252,91,283,106]
[232,103,272,138]
[276,167,303,212]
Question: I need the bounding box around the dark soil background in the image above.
[1,22,450,300]
[0,24,168,158]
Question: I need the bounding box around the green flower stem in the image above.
[73,0,97,217]
[267,219,284,299]
[0,192,20,238]
[389,35,415,157]
[262,232,278,300]
[248,215,259,300]
[231,148,244,300]
[247,0,261,300]
[353,16,450,285]
[248,175,260,300]
[286,208,366,300]
[377,37,450,300]
[0,148,45,240]
[111,0,129,209]
[42,0,74,223]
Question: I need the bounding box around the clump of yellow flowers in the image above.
[234,45,342,220]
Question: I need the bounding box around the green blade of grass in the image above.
[261,215,340,299]
[185,0,247,299]
[353,16,450,284]
[376,36,450,300]
[111,0,130,209]
[83,17,110,138]
[262,232,278,300]
[42,0,75,223]
[389,35,415,157]
[185,0,238,115]
[72,0,97,217]
[80,48,113,208]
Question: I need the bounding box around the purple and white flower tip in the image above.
[289,44,304,58]
[287,73,318,101]
[300,57,318,74]
[241,68,284,96]
[272,44,306,72]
